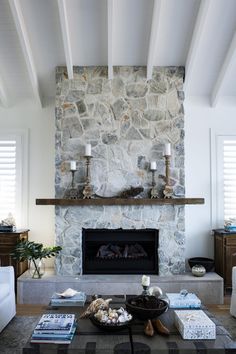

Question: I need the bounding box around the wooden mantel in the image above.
[36,198,204,206]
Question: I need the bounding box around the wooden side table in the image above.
[213,228,236,291]
[0,229,29,289]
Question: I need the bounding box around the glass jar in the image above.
[191,264,206,277]
[28,259,45,279]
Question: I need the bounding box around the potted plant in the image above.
[11,240,62,278]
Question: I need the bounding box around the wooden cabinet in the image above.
[0,229,29,282]
[214,229,236,290]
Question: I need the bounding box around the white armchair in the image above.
[0,266,16,332]
[230,266,236,317]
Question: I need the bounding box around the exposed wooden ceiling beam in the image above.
[107,0,114,79]
[57,0,73,80]
[147,0,162,80]
[8,0,42,107]
[0,75,9,107]
[211,32,236,107]
[184,0,211,92]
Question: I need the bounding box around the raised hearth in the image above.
[82,228,158,274]
[17,270,224,305]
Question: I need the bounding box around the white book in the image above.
[34,313,75,334]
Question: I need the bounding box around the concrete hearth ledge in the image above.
[17,269,223,305]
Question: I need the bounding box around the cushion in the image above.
[0,283,10,302]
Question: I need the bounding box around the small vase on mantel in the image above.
[29,259,45,279]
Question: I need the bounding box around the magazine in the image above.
[34,314,75,334]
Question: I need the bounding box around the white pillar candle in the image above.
[70,161,76,171]
[163,143,171,156]
[85,143,92,156]
[150,161,157,170]
[141,275,150,287]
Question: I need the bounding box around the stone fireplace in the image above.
[55,66,185,276]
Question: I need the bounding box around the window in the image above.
[0,131,28,227]
[215,135,236,226]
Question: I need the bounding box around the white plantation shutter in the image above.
[223,140,236,221]
[0,140,17,220]
[0,132,27,227]
[216,136,236,225]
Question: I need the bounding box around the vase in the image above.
[28,259,45,279]
[191,264,206,277]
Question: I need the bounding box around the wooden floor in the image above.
[16,295,232,316]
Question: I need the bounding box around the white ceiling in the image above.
[0,0,236,107]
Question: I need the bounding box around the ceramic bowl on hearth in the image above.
[188,257,214,272]
[125,295,168,321]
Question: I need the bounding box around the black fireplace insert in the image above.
[82,228,159,274]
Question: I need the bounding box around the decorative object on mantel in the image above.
[10,240,62,279]
[191,264,206,277]
[149,161,159,199]
[163,143,174,199]
[64,160,80,199]
[95,186,144,199]
[83,144,93,199]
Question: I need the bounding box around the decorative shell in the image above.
[56,288,78,298]
[94,307,132,325]
[149,286,163,298]
[80,298,112,318]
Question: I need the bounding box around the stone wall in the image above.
[55,66,185,276]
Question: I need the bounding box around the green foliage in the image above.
[10,240,62,261]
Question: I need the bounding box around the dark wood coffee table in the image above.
[23,295,236,353]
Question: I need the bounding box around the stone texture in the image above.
[55,66,185,276]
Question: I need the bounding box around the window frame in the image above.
[0,129,28,228]
[211,129,236,229]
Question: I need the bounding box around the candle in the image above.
[85,143,92,156]
[150,161,157,171]
[70,161,76,171]
[142,275,150,287]
[163,143,171,156]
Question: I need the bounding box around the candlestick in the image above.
[83,155,93,199]
[141,275,150,296]
[85,143,92,156]
[163,154,173,198]
[163,143,171,156]
[150,163,158,199]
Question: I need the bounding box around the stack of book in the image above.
[50,291,86,307]
[31,313,76,344]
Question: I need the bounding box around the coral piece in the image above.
[80,298,112,318]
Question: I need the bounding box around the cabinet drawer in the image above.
[225,237,236,245]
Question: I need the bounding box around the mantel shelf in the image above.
[36,198,204,206]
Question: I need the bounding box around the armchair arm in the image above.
[0,266,15,292]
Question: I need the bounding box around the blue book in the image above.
[31,324,76,344]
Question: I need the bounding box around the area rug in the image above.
[0,313,236,353]
[0,316,39,354]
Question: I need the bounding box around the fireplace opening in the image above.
[82,228,159,274]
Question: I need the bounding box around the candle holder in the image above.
[83,155,93,199]
[64,169,80,199]
[142,285,150,296]
[163,154,174,199]
[150,169,159,199]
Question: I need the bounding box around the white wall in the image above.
[0,99,55,264]
[185,96,236,259]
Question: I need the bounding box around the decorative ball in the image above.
[191,264,206,277]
